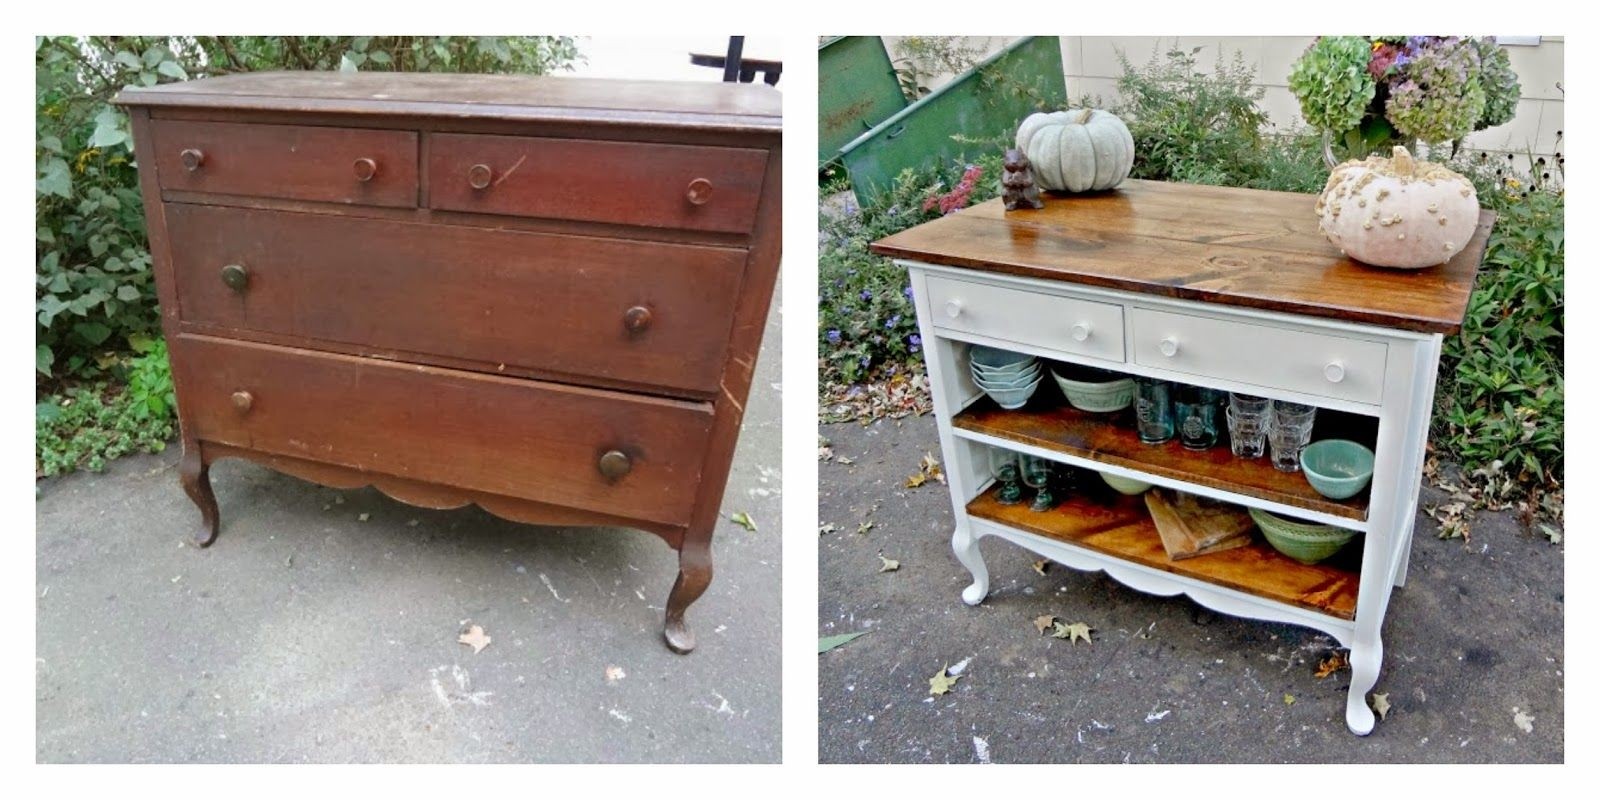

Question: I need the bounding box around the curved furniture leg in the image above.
[178,442,219,548]
[953,523,989,606]
[1345,637,1384,735]
[663,531,713,654]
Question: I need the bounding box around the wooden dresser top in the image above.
[871,179,1493,335]
[114,71,782,133]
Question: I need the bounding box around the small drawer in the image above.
[925,275,1125,363]
[172,335,713,527]
[1130,308,1387,405]
[426,133,767,233]
[151,120,418,207]
[166,203,745,395]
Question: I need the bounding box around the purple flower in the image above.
[903,285,914,299]
[909,333,922,347]
[859,289,873,301]
[885,315,901,329]
[859,355,871,368]
[826,329,842,345]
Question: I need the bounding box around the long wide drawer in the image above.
[173,335,712,526]
[1130,307,1388,405]
[426,133,768,233]
[167,204,745,395]
[924,274,1125,363]
[151,120,418,207]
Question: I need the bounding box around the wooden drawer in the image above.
[924,275,1125,363]
[172,335,713,526]
[426,133,767,233]
[167,204,744,395]
[1130,308,1387,405]
[151,119,418,207]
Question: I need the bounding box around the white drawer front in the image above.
[926,275,1125,363]
[1130,308,1387,405]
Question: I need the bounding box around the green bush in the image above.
[37,338,177,476]
[36,36,579,381]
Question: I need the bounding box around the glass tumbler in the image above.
[1176,386,1225,450]
[1226,393,1271,459]
[989,447,1024,504]
[1135,377,1176,444]
[1021,454,1056,512]
[1268,401,1317,472]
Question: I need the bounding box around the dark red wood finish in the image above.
[115,71,782,653]
[427,133,768,232]
[150,119,419,207]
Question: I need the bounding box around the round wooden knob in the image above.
[1071,322,1092,342]
[944,300,963,319]
[598,450,632,481]
[231,391,253,413]
[353,157,378,182]
[220,264,248,292]
[686,178,714,205]
[180,148,205,171]
[623,306,653,334]
[468,164,493,190]
[1325,361,1347,383]
[1159,337,1180,357]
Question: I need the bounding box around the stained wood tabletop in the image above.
[115,71,782,132]
[872,179,1493,334]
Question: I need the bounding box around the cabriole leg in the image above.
[953,522,989,606]
[178,441,219,548]
[663,531,713,654]
[1345,637,1384,735]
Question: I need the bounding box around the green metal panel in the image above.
[818,36,908,167]
[838,36,1068,205]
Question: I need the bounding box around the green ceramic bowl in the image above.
[969,345,1034,370]
[1299,439,1375,500]
[1247,507,1358,565]
[1050,367,1136,413]
[1099,471,1154,495]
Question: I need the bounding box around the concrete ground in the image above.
[818,416,1563,763]
[36,286,782,764]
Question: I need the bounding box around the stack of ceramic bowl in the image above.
[969,345,1043,409]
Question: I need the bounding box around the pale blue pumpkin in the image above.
[1014,109,1135,192]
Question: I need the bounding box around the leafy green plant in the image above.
[36,338,177,477]
[1112,46,1269,187]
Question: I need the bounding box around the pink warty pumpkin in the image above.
[1315,146,1480,269]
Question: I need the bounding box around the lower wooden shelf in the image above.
[966,485,1361,620]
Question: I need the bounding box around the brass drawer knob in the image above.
[623,305,653,334]
[231,391,253,414]
[468,163,493,190]
[180,148,205,171]
[686,178,714,206]
[353,157,378,182]
[220,263,249,292]
[598,450,632,481]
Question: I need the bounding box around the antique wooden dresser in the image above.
[874,180,1491,733]
[114,72,781,653]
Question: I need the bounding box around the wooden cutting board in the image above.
[1144,487,1256,561]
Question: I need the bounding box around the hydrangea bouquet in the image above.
[1288,36,1521,165]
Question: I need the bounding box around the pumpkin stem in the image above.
[1391,146,1415,177]
[1075,108,1094,124]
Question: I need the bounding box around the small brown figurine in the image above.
[1002,148,1044,211]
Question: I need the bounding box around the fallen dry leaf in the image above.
[856,521,874,535]
[819,522,839,535]
[877,555,900,573]
[818,437,834,461]
[837,456,856,465]
[729,512,757,532]
[605,665,626,684]
[458,624,491,654]
[1315,650,1350,679]
[1513,707,1534,733]
[357,513,370,522]
[1052,621,1093,644]
[1031,559,1049,576]
[1033,614,1057,635]
[905,472,927,489]
[1284,693,1296,706]
[921,452,946,484]
[928,665,961,696]
[1372,692,1390,720]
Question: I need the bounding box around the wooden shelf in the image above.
[952,386,1376,522]
[967,486,1360,620]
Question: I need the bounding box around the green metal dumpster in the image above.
[838,36,1067,205]
[818,36,908,168]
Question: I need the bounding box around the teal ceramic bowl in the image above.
[1247,507,1358,565]
[969,345,1035,370]
[980,375,1044,409]
[1099,471,1154,495]
[1299,439,1375,500]
[971,359,1040,381]
[972,366,1043,390]
[1050,368,1136,413]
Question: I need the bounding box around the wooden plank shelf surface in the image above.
[966,486,1361,620]
[952,388,1377,521]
